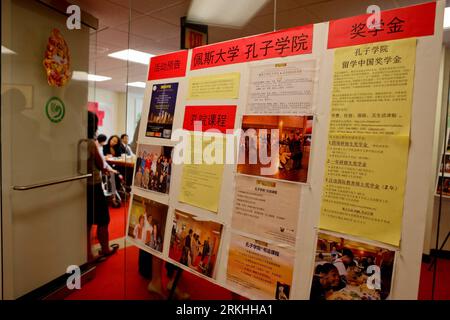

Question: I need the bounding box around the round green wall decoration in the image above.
[45,96,65,123]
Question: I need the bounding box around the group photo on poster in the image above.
[134,144,173,194]
[440,154,450,174]
[169,210,223,279]
[237,115,314,183]
[146,83,178,139]
[310,233,395,300]
[127,195,168,252]
[436,176,450,196]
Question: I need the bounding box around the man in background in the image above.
[120,134,134,156]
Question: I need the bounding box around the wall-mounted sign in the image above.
[148,51,188,81]
[88,101,105,126]
[43,29,72,87]
[45,97,65,123]
[327,2,435,48]
[180,17,208,50]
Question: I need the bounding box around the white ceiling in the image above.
[71,0,431,92]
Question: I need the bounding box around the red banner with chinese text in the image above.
[148,50,188,80]
[190,25,313,70]
[328,2,436,49]
[183,105,237,134]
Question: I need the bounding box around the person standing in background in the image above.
[87,111,119,262]
[202,238,210,262]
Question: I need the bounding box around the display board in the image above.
[126,1,444,300]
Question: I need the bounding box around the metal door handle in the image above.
[13,174,92,191]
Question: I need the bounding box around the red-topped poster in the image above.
[190,25,313,70]
[328,2,436,49]
[148,50,188,80]
[183,105,237,134]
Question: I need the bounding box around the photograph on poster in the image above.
[275,282,290,300]
[310,233,395,300]
[127,195,168,253]
[247,60,316,115]
[226,233,294,300]
[436,176,450,196]
[237,115,313,183]
[146,83,178,139]
[134,144,172,194]
[440,155,450,174]
[169,210,223,278]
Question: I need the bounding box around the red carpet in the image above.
[92,201,128,244]
[418,258,450,300]
[66,246,236,300]
[72,199,236,300]
[73,202,450,300]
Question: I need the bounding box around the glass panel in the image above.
[66,0,131,300]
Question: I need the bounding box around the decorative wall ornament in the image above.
[43,29,71,87]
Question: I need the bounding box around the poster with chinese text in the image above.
[231,175,301,247]
[226,233,295,300]
[319,38,416,246]
[247,60,316,115]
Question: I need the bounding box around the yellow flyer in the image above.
[319,39,416,246]
[178,134,225,213]
[328,38,416,136]
[226,233,294,300]
[187,72,240,100]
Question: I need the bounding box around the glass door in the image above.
[1,0,97,299]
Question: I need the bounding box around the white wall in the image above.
[88,87,126,138]
[126,90,144,143]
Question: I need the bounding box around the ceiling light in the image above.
[127,81,146,88]
[445,7,450,29]
[72,71,111,82]
[108,49,154,65]
[187,0,270,28]
[2,45,16,55]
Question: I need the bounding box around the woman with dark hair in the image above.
[87,111,118,262]
[103,134,122,158]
